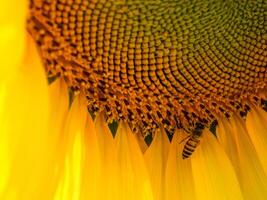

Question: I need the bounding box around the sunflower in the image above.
[0,0,267,200]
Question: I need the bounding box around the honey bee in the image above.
[181,122,205,159]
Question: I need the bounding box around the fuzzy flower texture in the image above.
[1,0,267,200]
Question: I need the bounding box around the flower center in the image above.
[27,0,267,135]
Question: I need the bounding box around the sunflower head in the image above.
[1,0,267,199]
[27,0,267,140]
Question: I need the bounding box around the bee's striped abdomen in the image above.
[182,122,205,159]
[182,136,201,159]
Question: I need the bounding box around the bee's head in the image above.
[195,122,205,131]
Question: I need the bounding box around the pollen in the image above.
[27,0,267,136]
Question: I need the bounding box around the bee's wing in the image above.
[179,135,190,144]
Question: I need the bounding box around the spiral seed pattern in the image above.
[28,0,267,135]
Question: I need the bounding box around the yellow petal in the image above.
[95,114,117,163]
[165,130,196,200]
[246,106,267,175]
[217,116,267,199]
[80,115,102,200]
[94,114,121,199]
[191,129,243,200]
[115,122,154,200]
[48,78,69,149]
[53,95,85,200]
[46,78,70,197]
[135,133,148,153]
[0,0,27,82]
[0,0,27,26]
[0,83,8,195]
[54,96,101,200]
[144,128,170,200]
[0,34,52,199]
